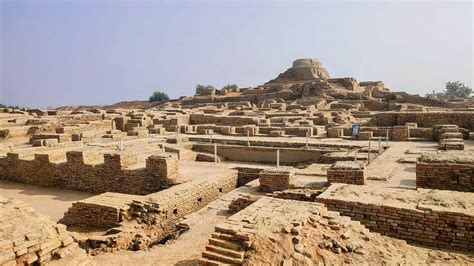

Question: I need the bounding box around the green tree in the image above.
[222,83,238,90]
[195,84,215,95]
[425,81,472,99]
[149,91,170,103]
[0,104,20,109]
[444,81,472,98]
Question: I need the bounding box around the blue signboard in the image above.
[352,124,360,137]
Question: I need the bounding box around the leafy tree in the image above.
[425,90,443,99]
[425,81,472,99]
[222,83,238,90]
[195,84,215,95]
[444,81,472,98]
[0,104,20,109]
[149,91,170,103]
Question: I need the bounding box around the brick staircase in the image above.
[198,230,247,265]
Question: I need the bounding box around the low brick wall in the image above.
[357,131,372,140]
[416,152,473,192]
[259,167,295,192]
[392,126,409,141]
[317,185,474,252]
[327,128,343,138]
[0,151,179,195]
[61,171,238,251]
[234,167,263,186]
[374,112,474,131]
[327,161,365,185]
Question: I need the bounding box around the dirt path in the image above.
[0,180,95,222]
[366,141,437,188]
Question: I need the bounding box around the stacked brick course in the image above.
[317,184,474,252]
[357,131,372,140]
[60,172,238,252]
[392,126,409,141]
[327,128,343,138]
[327,161,365,185]
[0,151,179,195]
[259,167,295,192]
[416,152,473,192]
[374,112,474,131]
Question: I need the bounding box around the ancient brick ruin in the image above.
[1,58,473,265]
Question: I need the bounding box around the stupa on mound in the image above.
[266,58,331,84]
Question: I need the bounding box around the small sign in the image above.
[352,124,360,137]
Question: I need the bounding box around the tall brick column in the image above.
[146,153,179,183]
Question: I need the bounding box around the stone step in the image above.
[209,238,242,251]
[205,244,244,259]
[212,232,234,241]
[202,251,243,264]
[198,257,234,266]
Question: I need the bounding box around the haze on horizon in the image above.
[1,1,472,108]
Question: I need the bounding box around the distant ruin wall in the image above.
[190,114,256,125]
[193,144,332,165]
[317,198,474,252]
[0,152,179,195]
[374,112,474,130]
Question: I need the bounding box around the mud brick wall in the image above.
[416,162,473,192]
[327,162,365,185]
[317,198,474,251]
[220,126,236,135]
[375,112,474,131]
[327,128,343,138]
[61,202,122,229]
[242,126,259,136]
[409,127,433,140]
[190,113,256,126]
[234,167,263,186]
[30,133,72,143]
[259,167,295,192]
[126,172,238,249]
[0,151,179,195]
[357,131,372,140]
[392,126,409,141]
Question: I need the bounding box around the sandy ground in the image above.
[0,180,95,222]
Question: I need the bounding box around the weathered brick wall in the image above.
[0,151,179,195]
[327,128,343,138]
[259,167,295,192]
[357,131,372,140]
[374,112,473,130]
[416,152,473,192]
[126,172,238,249]
[327,162,365,185]
[317,198,474,251]
[60,172,238,252]
[392,126,409,141]
[409,127,433,140]
[234,167,263,186]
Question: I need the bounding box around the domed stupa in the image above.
[266,58,330,84]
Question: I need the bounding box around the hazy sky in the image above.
[1,1,472,108]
